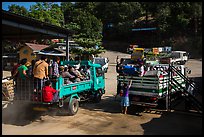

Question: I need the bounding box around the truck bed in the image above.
[117,75,185,98]
[59,79,92,98]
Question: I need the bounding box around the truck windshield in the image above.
[171,52,181,58]
[94,59,106,66]
[122,59,135,65]
[96,67,104,77]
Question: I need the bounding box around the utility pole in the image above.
[66,36,70,61]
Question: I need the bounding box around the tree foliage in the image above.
[94,2,143,40]
[6,2,202,57]
[63,2,105,56]
[8,4,29,16]
[29,2,64,27]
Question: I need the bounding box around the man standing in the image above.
[33,55,48,92]
[52,57,60,78]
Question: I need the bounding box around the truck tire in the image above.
[94,91,102,103]
[181,61,186,65]
[105,68,108,73]
[68,98,79,116]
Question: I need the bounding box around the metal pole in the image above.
[169,63,173,111]
[166,63,171,111]
[66,36,70,61]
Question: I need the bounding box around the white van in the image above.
[93,57,109,73]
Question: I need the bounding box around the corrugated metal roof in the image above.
[25,43,49,52]
[2,10,75,40]
[38,51,66,56]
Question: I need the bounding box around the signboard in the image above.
[153,48,159,55]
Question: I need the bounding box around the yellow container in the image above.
[131,48,144,60]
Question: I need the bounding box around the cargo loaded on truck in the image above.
[116,56,193,109]
[14,60,105,116]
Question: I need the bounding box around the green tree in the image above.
[94,2,143,41]
[8,4,28,16]
[63,2,105,56]
[29,2,64,27]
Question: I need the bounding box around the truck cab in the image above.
[171,51,188,65]
[93,57,109,73]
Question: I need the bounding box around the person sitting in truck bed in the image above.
[61,65,75,84]
[42,80,59,103]
[86,65,91,80]
[68,65,81,82]
[74,66,85,81]
[78,66,86,77]
[78,65,90,80]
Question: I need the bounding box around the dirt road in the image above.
[2,51,202,135]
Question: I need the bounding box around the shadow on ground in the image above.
[79,95,145,115]
[2,100,60,126]
[141,110,202,135]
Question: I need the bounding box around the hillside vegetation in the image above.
[4,2,202,58]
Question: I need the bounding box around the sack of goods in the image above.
[2,79,14,101]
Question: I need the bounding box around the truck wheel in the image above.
[105,68,108,73]
[68,98,79,116]
[181,61,186,65]
[94,92,102,103]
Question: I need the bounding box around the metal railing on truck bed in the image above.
[14,77,92,101]
[117,73,185,98]
[117,65,186,108]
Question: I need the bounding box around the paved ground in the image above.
[2,50,202,135]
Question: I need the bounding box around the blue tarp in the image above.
[122,65,138,75]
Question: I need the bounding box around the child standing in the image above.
[120,80,132,114]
